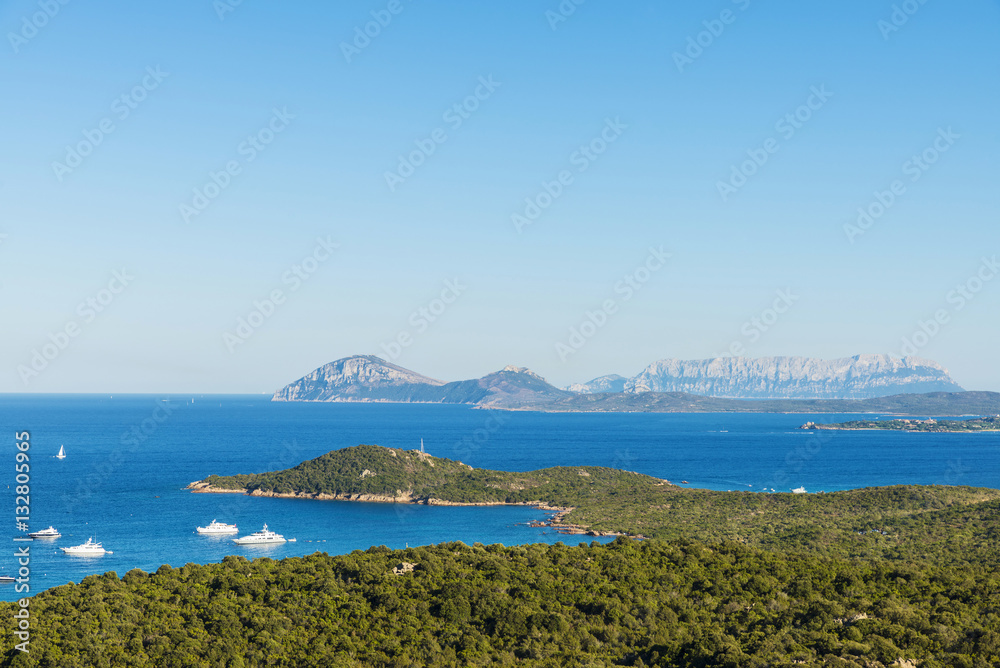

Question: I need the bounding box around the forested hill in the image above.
[190,444,670,507]
[3,539,999,667]
[191,445,1000,566]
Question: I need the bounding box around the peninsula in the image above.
[801,415,1000,432]
[190,444,1000,565]
[9,446,1000,666]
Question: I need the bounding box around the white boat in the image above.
[196,520,238,535]
[232,524,286,545]
[792,486,807,494]
[61,537,110,555]
[56,445,66,459]
[0,576,14,583]
[28,526,61,539]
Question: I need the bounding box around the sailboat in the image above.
[56,445,66,459]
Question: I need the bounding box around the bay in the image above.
[0,394,997,601]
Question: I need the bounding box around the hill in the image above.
[272,357,571,408]
[4,539,999,667]
[191,445,1000,566]
[271,355,992,414]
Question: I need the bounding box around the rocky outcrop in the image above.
[272,355,445,402]
[272,356,571,408]
[566,374,628,394]
[623,354,963,399]
[272,353,965,406]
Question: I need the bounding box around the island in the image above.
[6,445,1000,666]
[188,444,668,538]
[801,415,1000,432]
[188,445,1000,565]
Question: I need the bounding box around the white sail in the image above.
[56,445,66,459]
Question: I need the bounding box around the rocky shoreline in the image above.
[186,481,628,537]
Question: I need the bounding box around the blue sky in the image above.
[2,0,998,393]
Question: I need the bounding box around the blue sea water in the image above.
[0,394,998,601]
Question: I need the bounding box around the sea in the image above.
[1,394,998,602]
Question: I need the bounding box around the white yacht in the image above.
[791,486,807,494]
[196,520,238,535]
[61,537,110,555]
[232,524,286,545]
[56,445,66,459]
[28,526,61,539]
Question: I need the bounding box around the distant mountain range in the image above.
[272,355,572,409]
[578,354,964,399]
[271,354,989,413]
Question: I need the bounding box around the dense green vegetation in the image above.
[195,444,676,508]
[4,538,999,667]
[196,445,1000,567]
[803,416,1000,433]
[6,446,996,666]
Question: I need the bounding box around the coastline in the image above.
[806,427,1000,433]
[186,481,627,538]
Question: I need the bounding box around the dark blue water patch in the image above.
[0,394,997,600]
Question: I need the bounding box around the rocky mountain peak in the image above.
[623,354,962,399]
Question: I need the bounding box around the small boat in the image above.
[791,486,807,494]
[28,526,61,539]
[233,524,286,545]
[55,445,66,459]
[196,520,238,535]
[61,537,110,555]
[0,576,15,583]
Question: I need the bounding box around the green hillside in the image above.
[194,444,668,506]
[194,445,1000,566]
[3,539,999,667]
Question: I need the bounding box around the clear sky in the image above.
[2,0,999,393]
